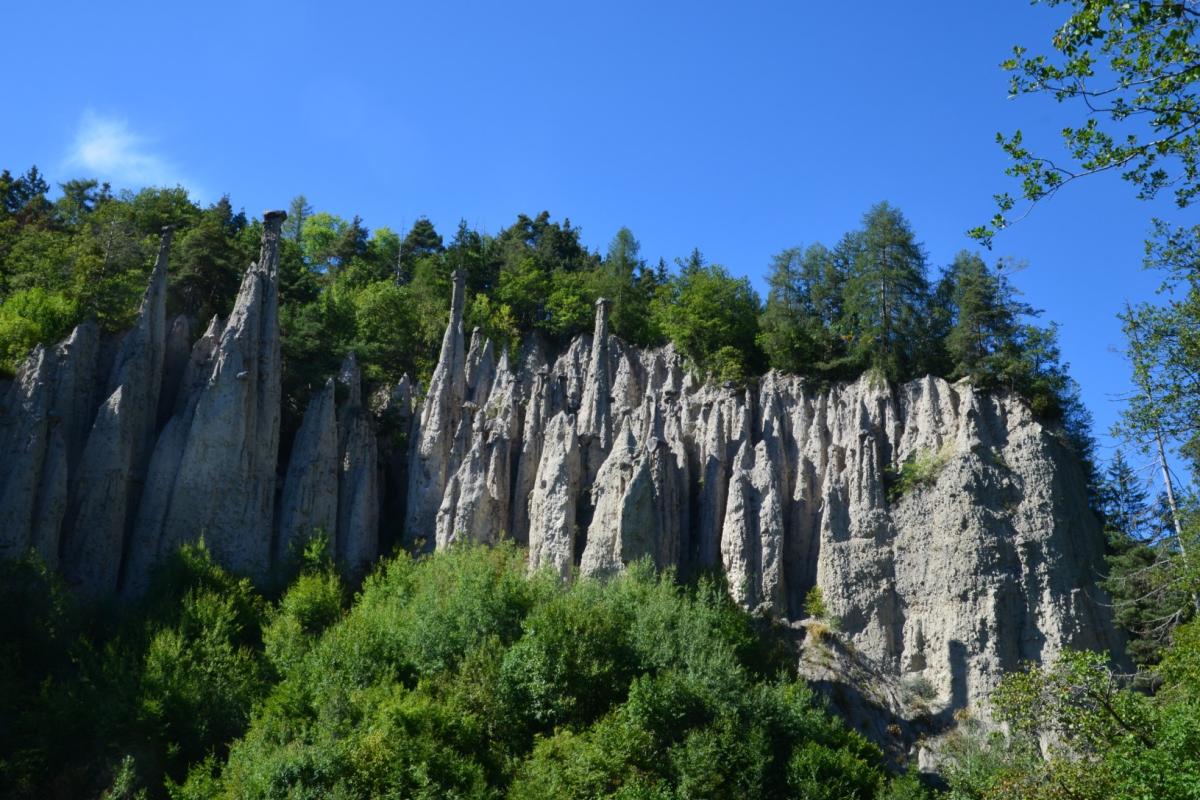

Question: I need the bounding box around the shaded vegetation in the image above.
[940,643,1200,800]
[886,445,955,503]
[0,544,921,799]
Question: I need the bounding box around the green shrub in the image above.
[263,568,343,673]
[887,444,954,502]
[5,543,894,799]
[0,286,77,374]
[805,586,829,620]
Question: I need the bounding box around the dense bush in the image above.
[189,548,897,799]
[0,543,272,799]
[939,641,1200,800]
[0,541,924,798]
[12,502,1198,800]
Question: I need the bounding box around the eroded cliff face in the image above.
[0,212,400,597]
[407,284,1122,717]
[0,240,1120,721]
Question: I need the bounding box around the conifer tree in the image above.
[398,217,445,283]
[600,227,662,346]
[282,195,312,243]
[841,203,930,382]
[170,197,248,320]
[939,252,1033,386]
[1102,450,1192,665]
[758,243,845,375]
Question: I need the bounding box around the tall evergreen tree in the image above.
[758,243,845,375]
[54,179,109,228]
[445,220,491,294]
[401,217,444,259]
[841,203,930,382]
[334,215,369,269]
[599,227,662,346]
[3,166,51,223]
[1101,449,1152,539]
[1102,450,1192,666]
[283,195,312,244]
[170,197,248,320]
[397,217,445,283]
[939,252,1032,384]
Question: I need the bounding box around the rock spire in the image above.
[404,268,467,549]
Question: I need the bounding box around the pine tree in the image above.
[1101,449,1152,539]
[840,203,930,382]
[169,197,247,320]
[283,195,312,243]
[399,217,445,280]
[3,166,51,223]
[599,227,662,346]
[1103,451,1193,666]
[939,252,1033,385]
[758,243,845,376]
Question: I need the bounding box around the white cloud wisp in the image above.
[64,111,186,189]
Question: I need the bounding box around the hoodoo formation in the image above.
[0,218,1121,717]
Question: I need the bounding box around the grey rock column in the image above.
[61,227,172,598]
[277,377,338,563]
[404,268,466,548]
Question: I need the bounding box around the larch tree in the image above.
[841,202,930,382]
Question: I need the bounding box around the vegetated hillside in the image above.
[5,539,1199,800]
[5,170,1199,800]
[1,542,924,800]
[0,209,1121,745]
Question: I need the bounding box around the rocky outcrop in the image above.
[0,210,387,598]
[404,268,466,549]
[131,211,286,583]
[335,353,378,576]
[61,228,172,597]
[526,411,581,578]
[435,348,521,548]
[159,314,194,426]
[406,289,1122,719]
[375,374,415,553]
[1,210,399,599]
[123,314,225,594]
[277,377,338,562]
[276,353,380,575]
[0,345,55,561]
[578,297,614,455]
[511,355,550,546]
[0,213,1123,730]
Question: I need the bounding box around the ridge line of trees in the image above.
[1,169,1087,447]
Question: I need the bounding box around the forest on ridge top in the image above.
[0,168,1089,456]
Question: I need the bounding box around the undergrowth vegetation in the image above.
[3,488,1197,800]
[886,445,955,503]
[0,542,926,800]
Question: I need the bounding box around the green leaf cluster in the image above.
[188,548,892,799]
[975,0,1200,245]
[942,642,1200,800]
[886,445,955,503]
[0,543,932,799]
[0,543,271,799]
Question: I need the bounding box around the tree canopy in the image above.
[973,0,1200,245]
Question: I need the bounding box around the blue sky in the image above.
[2,1,1186,483]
